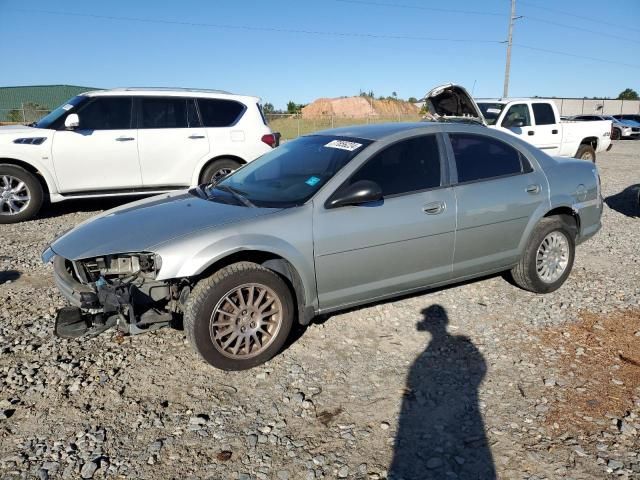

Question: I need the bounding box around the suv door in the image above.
[446,131,548,278]
[136,97,209,187]
[530,102,561,155]
[51,96,141,192]
[313,134,456,310]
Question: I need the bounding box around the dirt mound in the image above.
[302,97,419,118]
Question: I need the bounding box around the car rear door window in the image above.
[348,135,441,196]
[140,97,188,129]
[198,99,245,127]
[532,103,556,125]
[77,97,132,130]
[449,133,527,183]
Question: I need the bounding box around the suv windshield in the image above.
[208,135,372,208]
[477,102,506,125]
[33,95,88,129]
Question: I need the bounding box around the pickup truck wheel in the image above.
[200,158,241,184]
[611,128,621,140]
[184,262,294,370]
[575,144,596,162]
[510,217,575,294]
[0,165,43,224]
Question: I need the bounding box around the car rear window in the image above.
[198,99,246,127]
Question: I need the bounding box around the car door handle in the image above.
[552,129,558,134]
[423,201,445,215]
[188,134,205,139]
[527,131,535,136]
[526,184,541,194]
[115,136,135,142]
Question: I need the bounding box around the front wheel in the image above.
[184,262,294,370]
[510,217,576,293]
[611,128,621,140]
[575,144,596,163]
[0,164,44,224]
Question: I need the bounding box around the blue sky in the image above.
[1,0,638,109]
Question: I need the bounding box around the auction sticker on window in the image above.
[324,140,362,151]
[62,104,74,111]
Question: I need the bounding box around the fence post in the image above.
[21,103,26,124]
[297,114,300,138]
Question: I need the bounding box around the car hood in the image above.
[420,83,486,125]
[0,125,50,142]
[50,190,282,260]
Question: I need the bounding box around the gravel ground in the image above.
[1,140,639,480]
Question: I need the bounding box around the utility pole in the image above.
[503,0,521,98]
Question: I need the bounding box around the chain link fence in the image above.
[265,113,423,141]
[0,106,50,125]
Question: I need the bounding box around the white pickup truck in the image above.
[423,84,612,162]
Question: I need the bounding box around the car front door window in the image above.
[501,104,531,129]
[77,97,132,130]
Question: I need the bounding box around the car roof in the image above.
[81,87,259,102]
[311,122,441,140]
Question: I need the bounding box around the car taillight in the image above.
[261,134,276,148]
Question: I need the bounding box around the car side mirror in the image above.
[326,180,383,209]
[64,113,80,130]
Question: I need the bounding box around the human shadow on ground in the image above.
[389,305,496,480]
[605,184,640,218]
[0,270,21,285]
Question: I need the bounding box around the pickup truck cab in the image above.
[0,88,278,223]
[422,84,612,162]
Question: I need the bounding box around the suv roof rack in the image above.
[104,87,233,94]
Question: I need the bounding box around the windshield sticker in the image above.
[324,140,362,151]
[305,176,321,186]
[62,104,74,111]
[486,108,501,114]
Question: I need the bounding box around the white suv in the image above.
[0,88,278,223]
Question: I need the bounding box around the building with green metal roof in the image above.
[0,85,97,122]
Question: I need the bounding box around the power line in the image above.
[7,8,640,69]
[518,0,640,33]
[524,15,640,44]
[515,43,640,69]
[7,8,500,43]
[335,0,504,17]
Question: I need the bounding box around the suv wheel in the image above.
[184,262,294,370]
[611,128,621,140]
[200,158,241,184]
[0,164,44,224]
[510,217,576,293]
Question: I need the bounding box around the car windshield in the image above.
[477,103,505,125]
[207,135,372,208]
[33,95,88,129]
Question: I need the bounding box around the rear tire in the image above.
[184,262,294,370]
[510,217,576,294]
[200,158,241,184]
[575,144,596,163]
[0,164,44,224]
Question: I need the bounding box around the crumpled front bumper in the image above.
[47,252,97,308]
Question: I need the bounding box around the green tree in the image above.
[617,88,639,100]
[407,96,418,103]
[262,102,274,114]
[392,91,397,98]
[287,101,304,114]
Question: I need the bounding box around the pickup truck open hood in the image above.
[421,83,486,125]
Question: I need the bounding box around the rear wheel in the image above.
[184,262,294,370]
[0,164,43,224]
[200,158,241,184]
[510,217,576,293]
[575,144,596,163]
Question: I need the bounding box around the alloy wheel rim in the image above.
[209,283,283,359]
[0,175,31,216]
[536,231,570,283]
[211,168,233,183]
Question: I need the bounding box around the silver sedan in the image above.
[43,122,602,370]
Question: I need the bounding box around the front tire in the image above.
[0,164,44,224]
[184,262,294,370]
[611,128,621,140]
[575,144,596,163]
[510,217,576,293]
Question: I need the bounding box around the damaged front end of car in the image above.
[44,248,186,338]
